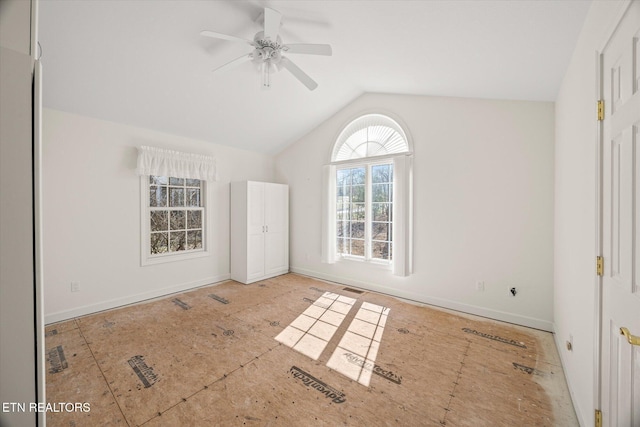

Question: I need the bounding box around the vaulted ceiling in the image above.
[39,0,591,154]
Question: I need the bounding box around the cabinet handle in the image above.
[620,327,640,346]
[266,225,268,232]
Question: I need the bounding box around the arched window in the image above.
[332,114,410,161]
[322,114,413,276]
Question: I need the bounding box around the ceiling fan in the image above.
[201,7,332,91]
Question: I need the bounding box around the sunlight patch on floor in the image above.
[274,292,356,360]
[326,302,389,386]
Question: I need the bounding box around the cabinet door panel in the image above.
[246,181,265,279]
[264,183,288,274]
[247,232,266,281]
[247,182,265,236]
[265,183,286,233]
[265,231,286,274]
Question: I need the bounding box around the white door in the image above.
[264,183,288,275]
[600,2,640,425]
[247,181,266,281]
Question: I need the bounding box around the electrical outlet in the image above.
[71,282,80,292]
[476,281,485,291]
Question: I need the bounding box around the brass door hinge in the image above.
[597,256,604,276]
[597,100,604,121]
[595,409,602,427]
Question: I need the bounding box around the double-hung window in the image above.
[323,114,412,276]
[149,176,204,255]
[136,146,216,266]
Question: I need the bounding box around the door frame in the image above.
[594,0,634,417]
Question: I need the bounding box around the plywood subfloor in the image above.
[45,274,577,426]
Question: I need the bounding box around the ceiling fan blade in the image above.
[212,53,252,73]
[283,43,332,56]
[263,8,282,40]
[280,57,318,91]
[200,30,255,46]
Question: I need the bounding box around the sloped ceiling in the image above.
[38,0,590,154]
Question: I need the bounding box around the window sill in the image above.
[337,255,392,269]
[142,249,208,266]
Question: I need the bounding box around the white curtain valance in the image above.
[136,146,217,181]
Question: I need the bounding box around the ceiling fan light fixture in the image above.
[202,7,331,91]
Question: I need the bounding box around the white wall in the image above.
[43,108,275,323]
[275,93,555,330]
[553,1,629,426]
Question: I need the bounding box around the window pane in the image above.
[372,203,390,221]
[169,231,186,252]
[372,164,391,183]
[372,242,390,260]
[372,222,389,241]
[337,169,351,186]
[150,175,168,185]
[337,221,348,237]
[187,211,202,229]
[170,211,185,230]
[336,202,347,220]
[187,230,202,250]
[373,183,390,202]
[351,203,365,220]
[185,178,200,187]
[150,232,168,254]
[337,238,346,254]
[169,177,184,186]
[351,222,365,239]
[169,188,185,207]
[149,186,167,207]
[187,188,201,207]
[351,185,365,202]
[351,239,365,256]
[150,211,168,232]
[352,168,365,184]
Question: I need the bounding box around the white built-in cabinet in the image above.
[230,181,289,284]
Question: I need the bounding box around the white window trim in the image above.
[140,176,211,266]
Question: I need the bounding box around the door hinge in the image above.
[595,409,602,427]
[596,256,604,276]
[597,100,604,121]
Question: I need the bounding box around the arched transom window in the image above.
[323,114,412,276]
[332,114,409,162]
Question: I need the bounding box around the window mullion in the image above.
[365,165,372,260]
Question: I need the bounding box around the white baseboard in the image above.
[291,267,554,332]
[552,328,587,427]
[45,274,231,324]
